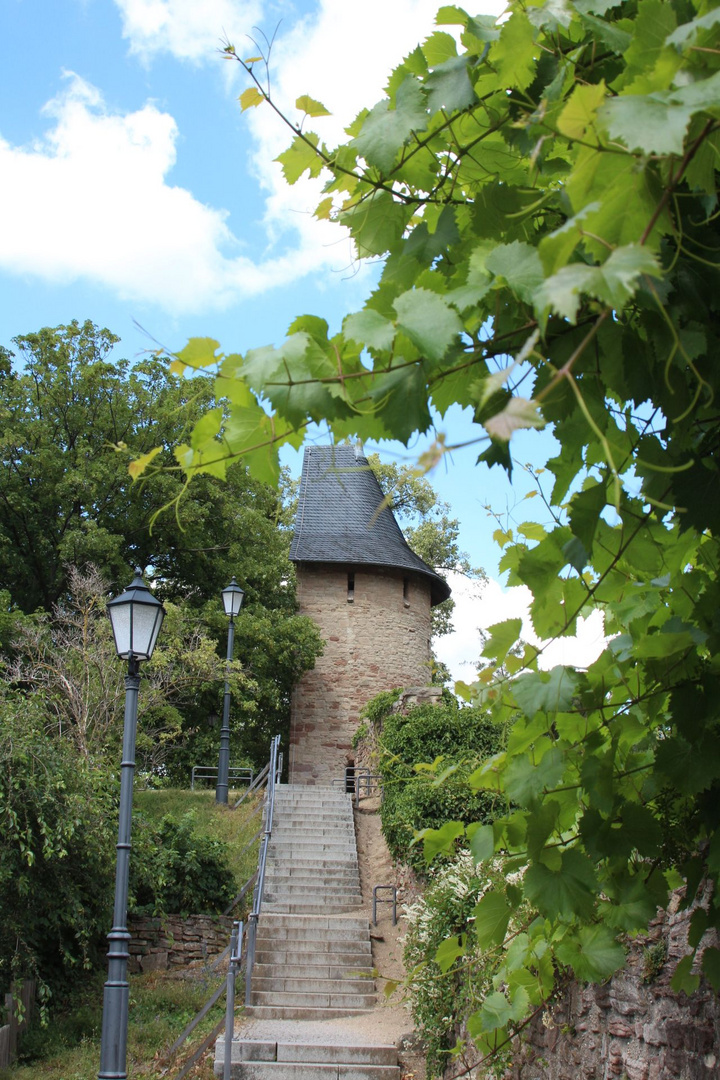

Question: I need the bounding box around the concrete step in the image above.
[251,990,376,1009]
[253,962,373,980]
[271,828,356,839]
[254,950,373,968]
[252,976,374,994]
[265,870,360,884]
[258,914,368,929]
[216,1042,397,1066]
[266,858,359,871]
[263,903,364,915]
[244,1004,374,1021]
[256,929,370,946]
[263,886,362,900]
[215,1058,400,1080]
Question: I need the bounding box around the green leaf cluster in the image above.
[171,0,720,1057]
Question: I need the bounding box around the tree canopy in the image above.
[142,0,719,1060]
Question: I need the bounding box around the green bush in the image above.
[130,811,235,916]
[381,773,499,871]
[0,702,116,996]
[368,696,506,871]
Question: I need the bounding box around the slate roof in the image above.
[289,445,451,607]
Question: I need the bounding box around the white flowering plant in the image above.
[404,851,530,1077]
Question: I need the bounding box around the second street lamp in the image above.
[99,569,165,1080]
[216,577,245,804]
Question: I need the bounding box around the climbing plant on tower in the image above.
[140,0,720,1064]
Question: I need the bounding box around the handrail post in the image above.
[244,916,258,1007]
[224,921,241,1080]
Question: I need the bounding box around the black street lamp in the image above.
[216,577,245,804]
[99,569,165,1080]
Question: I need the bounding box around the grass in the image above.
[3,787,260,1079]
[1,968,229,1080]
[134,786,263,893]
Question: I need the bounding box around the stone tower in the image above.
[288,445,450,784]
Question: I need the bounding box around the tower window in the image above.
[403,577,410,607]
[348,573,355,603]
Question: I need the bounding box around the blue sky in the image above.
[1,0,604,677]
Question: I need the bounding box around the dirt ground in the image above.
[353,792,427,1080]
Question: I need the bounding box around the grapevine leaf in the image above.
[473,890,512,948]
[701,948,720,992]
[351,76,428,173]
[557,80,607,141]
[275,134,323,184]
[468,822,495,864]
[435,934,465,972]
[239,87,264,110]
[128,446,161,480]
[344,310,395,353]
[486,241,545,304]
[556,924,626,981]
[177,338,221,370]
[524,848,598,919]
[478,991,513,1032]
[484,398,545,441]
[393,288,462,362]
[671,954,700,996]
[296,94,331,117]
[513,667,578,719]
[425,55,476,113]
[341,193,412,257]
[481,618,523,663]
[421,819,465,863]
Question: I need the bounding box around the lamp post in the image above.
[216,577,245,805]
[99,569,165,1080]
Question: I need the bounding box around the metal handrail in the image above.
[223,920,242,1080]
[232,760,270,809]
[166,736,281,1080]
[244,733,281,1005]
[191,765,254,790]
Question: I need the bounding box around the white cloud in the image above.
[0,73,343,313]
[434,571,607,685]
[114,0,263,62]
[0,2,509,313]
[242,0,507,264]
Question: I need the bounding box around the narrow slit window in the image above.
[348,573,355,603]
[403,577,410,606]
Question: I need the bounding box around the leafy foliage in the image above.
[0,702,116,996]
[129,811,235,916]
[368,696,505,870]
[161,0,720,1059]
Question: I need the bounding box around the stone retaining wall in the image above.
[128,913,234,973]
[446,890,719,1080]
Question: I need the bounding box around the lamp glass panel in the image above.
[110,603,132,658]
[132,601,165,660]
[222,586,244,617]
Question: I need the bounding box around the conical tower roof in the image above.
[289,445,451,606]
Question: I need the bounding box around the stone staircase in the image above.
[216,784,400,1078]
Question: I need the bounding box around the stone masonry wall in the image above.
[127,913,234,972]
[290,564,433,784]
[446,890,720,1080]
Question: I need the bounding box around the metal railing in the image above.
[223,920,242,1080]
[334,766,383,806]
[164,736,281,1080]
[244,733,281,1005]
[190,765,254,790]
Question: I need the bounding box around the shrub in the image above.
[369,695,506,870]
[0,702,116,997]
[130,811,235,916]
